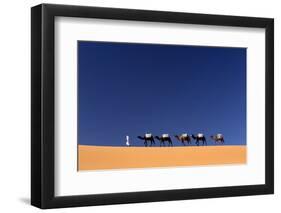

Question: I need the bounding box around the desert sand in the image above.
[78,145,246,171]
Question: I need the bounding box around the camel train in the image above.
[137,133,224,147]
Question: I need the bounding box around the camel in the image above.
[137,133,155,147]
[155,134,173,147]
[210,134,224,144]
[192,133,207,146]
[174,134,191,146]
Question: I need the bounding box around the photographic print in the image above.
[77,41,247,171]
[31,4,274,208]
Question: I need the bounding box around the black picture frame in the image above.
[31,3,274,209]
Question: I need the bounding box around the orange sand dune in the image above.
[78,145,246,171]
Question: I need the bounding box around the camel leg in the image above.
[182,140,185,146]
[150,139,154,146]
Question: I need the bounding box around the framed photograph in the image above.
[31,4,274,209]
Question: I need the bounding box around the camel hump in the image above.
[145,133,152,138]
[162,134,169,138]
[198,133,204,137]
[217,134,223,138]
[182,133,188,137]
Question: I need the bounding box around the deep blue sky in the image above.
[78,41,246,146]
